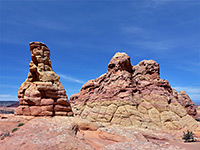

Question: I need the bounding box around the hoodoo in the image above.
[15,42,73,116]
[71,52,198,130]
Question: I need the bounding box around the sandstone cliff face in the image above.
[15,42,73,116]
[71,52,198,130]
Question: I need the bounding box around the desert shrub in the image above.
[12,128,18,133]
[4,131,10,137]
[1,132,10,140]
[182,130,195,142]
[18,123,24,127]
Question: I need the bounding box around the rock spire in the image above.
[15,42,73,116]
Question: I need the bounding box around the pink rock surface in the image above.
[0,117,93,150]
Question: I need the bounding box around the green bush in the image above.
[182,130,195,142]
[12,128,18,133]
[18,123,24,127]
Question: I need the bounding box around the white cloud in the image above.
[146,0,174,6]
[127,40,175,52]
[0,84,19,88]
[174,62,200,74]
[120,25,178,52]
[173,86,200,101]
[0,94,18,101]
[30,20,70,31]
[173,86,200,94]
[58,73,85,84]
[121,26,145,34]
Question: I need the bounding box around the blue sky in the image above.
[0,0,200,104]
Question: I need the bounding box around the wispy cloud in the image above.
[121,26,145,35]
[120,25,176,52]
[2,12,69,32]
[174,66,200,74]
[58,73,85,84]
[127,40,176,53]
[173,86,200,94]
[173,61,200,74]
[0,84,19,89]
[0,38,27,45]
[0,94,18,101]
[145,0,174,7]
[36,21,69,31]
[122,25,198,54]
[173,86,200,101]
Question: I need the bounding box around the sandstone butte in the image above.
[71,52,199,131]
[15,42,73,116]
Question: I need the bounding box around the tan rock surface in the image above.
[15,42,73,116]
[71,52,199,131]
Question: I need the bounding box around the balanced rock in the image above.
[71,52,198,130]
[15,42,73,116]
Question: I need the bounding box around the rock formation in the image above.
[176,90,199,119]
[15,42,73,116]
[71,52,199,130]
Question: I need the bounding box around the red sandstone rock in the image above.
[71,52,199,131]
[15,42,73,116]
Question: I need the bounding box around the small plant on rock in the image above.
[12,128,18,133]
[182,130,195,142]
[0,131,10,140]
[18,123,24,127]
[4,131,10,137]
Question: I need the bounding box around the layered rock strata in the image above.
[71,52,198,130]
[15,42,73,116]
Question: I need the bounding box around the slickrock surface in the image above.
[15,42,73,116]
[71,52,199,131]
[0,115,190,150]
[1,115,200,150]
[83,126,184,150]
[0,116,93,150]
